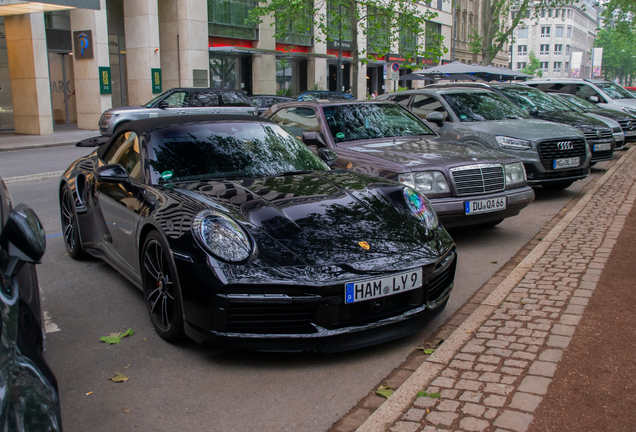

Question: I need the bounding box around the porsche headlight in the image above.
[403,187,438,230]
[504,162,527,188]
[192,210,252,262]
[398,171,450,197]
[495,136,532,150]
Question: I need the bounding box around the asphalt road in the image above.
[0,145,610,432]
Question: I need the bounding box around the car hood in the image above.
[102,105,146,115]
[337,136,516,171]
[530,110,609,129]
[583,113,620,128]
[611,99,636,109]
[166,171,450,268]
[459,119,584,141]
[586,108,636,122]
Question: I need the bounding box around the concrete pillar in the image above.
[252,15,276,95]
[159,0,209,89]
[70,0,112,130]
[308,5,328,91]
[124,0,161,105]
[356,20,367,98]
[5,13,53,135]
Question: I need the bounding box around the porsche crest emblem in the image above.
[358,241,370,250]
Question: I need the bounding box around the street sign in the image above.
[391,71,400,81]
[151,68,162,93]
[98,67,111,94]
[391,62,400,72]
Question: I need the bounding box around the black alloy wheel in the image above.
[60,184,86,259]
[142,231,185,342]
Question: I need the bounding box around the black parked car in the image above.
[0,178,62,431]
[60,115,457,352]
[264,100,534,228]
[249,95,294,115]
[426,83,616,164]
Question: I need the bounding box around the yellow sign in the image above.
[358,241,370,250]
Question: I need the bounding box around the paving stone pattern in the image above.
[387,154,636,432]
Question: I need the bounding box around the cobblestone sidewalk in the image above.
[357,150,636,432]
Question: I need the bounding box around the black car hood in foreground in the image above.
[164,170,451,272]
[337,136,515,170]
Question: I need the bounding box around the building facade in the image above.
[0,0,455,134]
[510,0,599,78]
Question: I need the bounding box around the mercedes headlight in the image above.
[495,136,532,150]
[403,187,438,230]
[192,210,252,262]
[504,162,527,188]
[398,171,450,197]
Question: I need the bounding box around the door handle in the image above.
[178,111,186,114]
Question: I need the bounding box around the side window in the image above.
[251,98,262,108]
[575,84,605,103]
[412,96,449,121]
[390,94,411,107]
[187,91,220,107]
[278,107,320,137]
[269,108,288,125]
[162,91,187,108]
[219,92,251,106]
[101,132,142,180]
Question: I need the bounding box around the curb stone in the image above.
[355,147,635,432]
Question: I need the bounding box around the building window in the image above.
[327,1,353,43]
[540,9,545,18]
[567,26,572,38]
[541,26,551,38]
[540,44,550,55]
[367,7,389,54]
[540,61,549,71]
[518,45,528,55]
[208,0,258,40]
[554,44,563,55]
[517,62,527,70]
[548,9,552,17]
[555,26,563,38]
[424,20,441,62]
[400,25,418,54]
[517,27,528,39]
[553,61,561,72]
[276,0,313,46]
[566,45,570,55]
[565,61,569,72]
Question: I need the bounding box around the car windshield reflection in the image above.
[149,122,329,184]
[323,103,436,145]
[496,87,569,114]
[441,92,530,122]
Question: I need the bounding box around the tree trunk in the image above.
[350,0,359,99]
[480,0,493,66]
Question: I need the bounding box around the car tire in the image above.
[141,231,185,342]
[542,181,573,191]
[60,184,87,260]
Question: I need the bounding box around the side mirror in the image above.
[157,100,169,109]
[77,136,110,147]
[425,112,445,128]
[0,203,46,277]
[302,131,327,148]
[318,148,339,166]
[95,164,130,183]
[588,95,600,103]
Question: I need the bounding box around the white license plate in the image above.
[626,130,636,136]
[593,143,612,151]
[345,269,423,304]
[465,197,506,215]
[553,157,580,169]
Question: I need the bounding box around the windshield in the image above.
[322,103,435,144]
[495,86,570,114]
[300,92,356,101]
[149,122,328,184]
[557,94,596,111]
[441,91,530,122]
[596,82,635,100]
[143,91,170,108]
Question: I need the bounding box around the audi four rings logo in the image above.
[557,141,574,150]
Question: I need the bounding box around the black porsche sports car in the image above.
[60,115,456,352]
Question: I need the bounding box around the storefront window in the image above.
[208,0,258,40]
[210,55,239,89]
[400,27,417,54]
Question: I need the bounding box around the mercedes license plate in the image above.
[553,157,580,169]
[345,269,423,304]
[593,143,612,151]
[465,197,506,215]
[626,130,636,137]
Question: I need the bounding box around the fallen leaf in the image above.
[123,364,131,370]
[423,348,435,355]
[120,328,134,338]
[100,336,121,345]
[142,338,146,341]
[109,333,120,338]
[108,372,130,383]
[122,408,132,413]
[490,261,498,264]
[375,385,394,399]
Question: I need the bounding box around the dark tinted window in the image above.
[390,94,411,106]
[148,122,328,184]
[441,91,529,122]
[162,91,187,108]
[102,132,142,179]
[250,97,263,108]
[220,91,251,106]
[496,86,568,114]
[321,103,434,144]
[595,82,634,99]
[188,91,220,107]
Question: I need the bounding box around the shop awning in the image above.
[0,0,98,15]
[209,46,336,59]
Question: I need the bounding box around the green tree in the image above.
[249,0,446,98]
[602,0,636,34]
[521,51,542,77]
[479,0,577,66]
[595,27,636,84]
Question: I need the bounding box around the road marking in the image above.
[44,310,60,333]
[3,170,64,184]
[47,233,63,240]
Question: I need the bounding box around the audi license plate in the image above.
[465,197,506,215]
[553,157,580,169]
[345,269,422,304]
[593,143,612,151]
